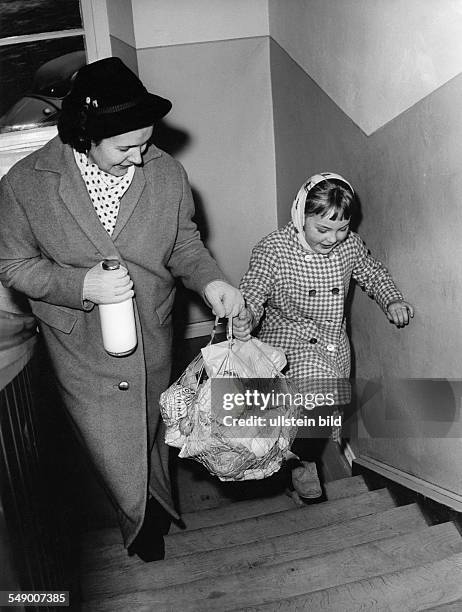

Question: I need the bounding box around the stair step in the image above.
[82,501,424,602]
[169,475,369,533]
[84,474,368,551]
[81,488,395,574]
[165,488,395,558]
[242,551,462,612]
[424,601,462,611]
[82,522,462,612]
[179,474,368,532]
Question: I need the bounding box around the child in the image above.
[233,172,414,500]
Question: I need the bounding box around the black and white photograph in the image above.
[1,1,462,610]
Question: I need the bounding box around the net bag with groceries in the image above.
[160,320,300,481]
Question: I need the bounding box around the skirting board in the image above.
[355,455,462,512]
[184,319,226,339]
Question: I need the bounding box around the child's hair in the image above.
[305,179,356,221]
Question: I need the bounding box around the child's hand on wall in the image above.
[386,300,414,328]
[232,308,254,341]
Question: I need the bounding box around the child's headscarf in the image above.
[291,172,354,252]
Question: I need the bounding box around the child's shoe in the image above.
[291,461,322,499]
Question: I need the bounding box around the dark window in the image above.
[0,0,87,133]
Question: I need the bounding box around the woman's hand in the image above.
[203,280,244,318]
[387,300,414,327]
[83,262,134,304]
[232,308,253,341]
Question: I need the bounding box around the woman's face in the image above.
[304,213,350,254]
[88,125,154,176]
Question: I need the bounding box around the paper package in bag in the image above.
[160,335,299,481]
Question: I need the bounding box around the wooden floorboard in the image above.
[169,475,369,533]
[81,503,425,602]
[164,488,395,558]
[85,522,462,612]
[242,552,462,612]
[423,601,462,611]
[81,488,394,572]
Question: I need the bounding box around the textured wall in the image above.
[105,1,276,323]
[106,0,136,47]
[107,0,138,73]
[270,37,462,496]
[137,37,277,320]
[268,0,462,135]
[269,39,365,226]
[109,37,138,74]
[131,0,269,48]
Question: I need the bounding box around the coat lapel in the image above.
[34,137,163,255]
[59,145,119,255]
[111,167,146,241]
[35,139,118,256]
[111,143,163,241]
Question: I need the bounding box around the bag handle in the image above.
[208,315,221,346]
[226,317,233,345]
[192,315,222,388]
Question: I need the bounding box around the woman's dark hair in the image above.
[305,179,357,220]
[57,103,101,153]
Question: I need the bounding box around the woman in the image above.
[0,57,243,561]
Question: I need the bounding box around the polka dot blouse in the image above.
[74,150,135,235]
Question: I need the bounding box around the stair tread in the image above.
[243,551,462,612]
[169,474,369,533]
[423,601,462,611]
[166,487,395,557]
[83,522,462,612]
[81,488,395,572]
[84,474,368,550]
[82,502,426,602]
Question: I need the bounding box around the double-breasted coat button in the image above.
[331,287,340,295]
[309,338,318,344]
[309,289,316,297]
[118,381,130,391]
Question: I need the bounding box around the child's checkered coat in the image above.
[240,223,402,395]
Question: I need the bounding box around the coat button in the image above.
[331,287,340,295]
[304,254,313,262]
[309,338,318,344]
[118,381,130,391]
[326,344,336,352]
[309,289,316,297]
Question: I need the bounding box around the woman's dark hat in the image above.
[62,57,172,138]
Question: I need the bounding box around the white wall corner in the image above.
[106,0,136,48]
[81,0,112,61]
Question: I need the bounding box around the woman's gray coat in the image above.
[0,136,224,546]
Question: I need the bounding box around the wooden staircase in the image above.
[80,475,462,611]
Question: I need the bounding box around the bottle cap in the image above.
[102,259,120,270]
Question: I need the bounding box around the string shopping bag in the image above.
[160,319,300,481]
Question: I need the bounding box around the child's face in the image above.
[304,213,350,254]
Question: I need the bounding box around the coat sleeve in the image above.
[239,236,278,325]
[351,232,403,313]
[166,164,226,293]
[0,175,89,310]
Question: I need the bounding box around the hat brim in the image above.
[86,92,172,139]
